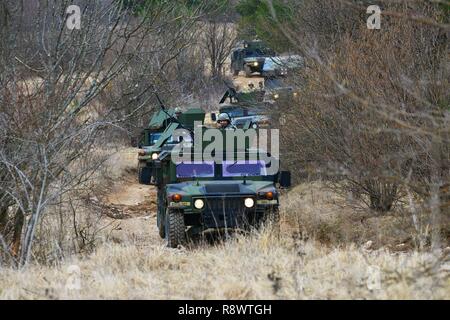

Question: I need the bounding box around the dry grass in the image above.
[0,228,448,299]
[1,149,448,300]
[283,182,450,251]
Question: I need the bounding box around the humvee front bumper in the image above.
[181,196,279,229]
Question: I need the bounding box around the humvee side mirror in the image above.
[279,171,291,188]
[211,113,217,122]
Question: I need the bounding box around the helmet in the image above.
[217,113,231,122]
[174,107,182,114]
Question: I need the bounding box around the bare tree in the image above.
[0,0,205,267]
[261,0,448,247]
[204,20,237,79]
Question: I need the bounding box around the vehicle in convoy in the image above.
[263,77,299,103]
[149,130,292,247]
[137,108,205,185]
[213,105,270,129]
[212,84,270,129]
[137,109,175,148]
[261,55,304,78]
[231,40,276,77]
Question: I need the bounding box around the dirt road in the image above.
[100,149,162,246]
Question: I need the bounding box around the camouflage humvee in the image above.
[212,84,270,129]
[138,109,175,148]
[230,40,276,77]
[151,129,292,247]
[263,77,299,103]
[137,108,205,185]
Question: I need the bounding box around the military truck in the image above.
[137,109,175,148]
[150,129,292,248]
[137,108,206,185]
[261,55,304,78]
[212,84,270,129]
[230,40,276,77]
[263,77,299,103]
[213,105,270,129]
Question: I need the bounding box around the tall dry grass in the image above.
[0,225,448,299]
[0,150,448,299]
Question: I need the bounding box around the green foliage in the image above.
[117,0,231,16]
[438,0,450,22]
[236,0,293,51]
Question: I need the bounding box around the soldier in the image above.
[217,113,236,130]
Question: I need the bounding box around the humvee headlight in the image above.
[194,199,205,209]
[273,93,280,100]
[172,194,182,202]
[244,198,255,208]
[151,153,159,160]
[253,61,259,67]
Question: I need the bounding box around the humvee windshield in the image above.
[176,162,215,178]
[247,108,263,116]
[220,107,245,118]
[223,160,267,177]
[245,48,275,58]
[175,160,270,178]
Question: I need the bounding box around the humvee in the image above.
[212,84,270,129]
[137,108,206,185]
[261,55,304,78]
[263,77,300,103]
[137,109,175,148]
[230,40,276,77]
[151,129,292,248]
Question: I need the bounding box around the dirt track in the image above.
[99,150,162,246]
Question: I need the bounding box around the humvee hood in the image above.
[166,180,275,196]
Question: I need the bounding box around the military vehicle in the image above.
[261,55,304,78]
[211,83,270,129]
[230,40,276,77]
[137,108,206,185]
[137,109,175,148]
[150,129,292,247]
[214,105,270,129]
[263,77,300,103]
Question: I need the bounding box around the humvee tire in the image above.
[244,65,252,77]
[157,210,165,239]
[138,163,152,185]
[164,209,186,248]
[157,191,166,238]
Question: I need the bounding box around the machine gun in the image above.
[219,80,239,104]
[154,92,194,135]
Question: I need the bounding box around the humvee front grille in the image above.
[200,197,254,229]
[205,184,240,194]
